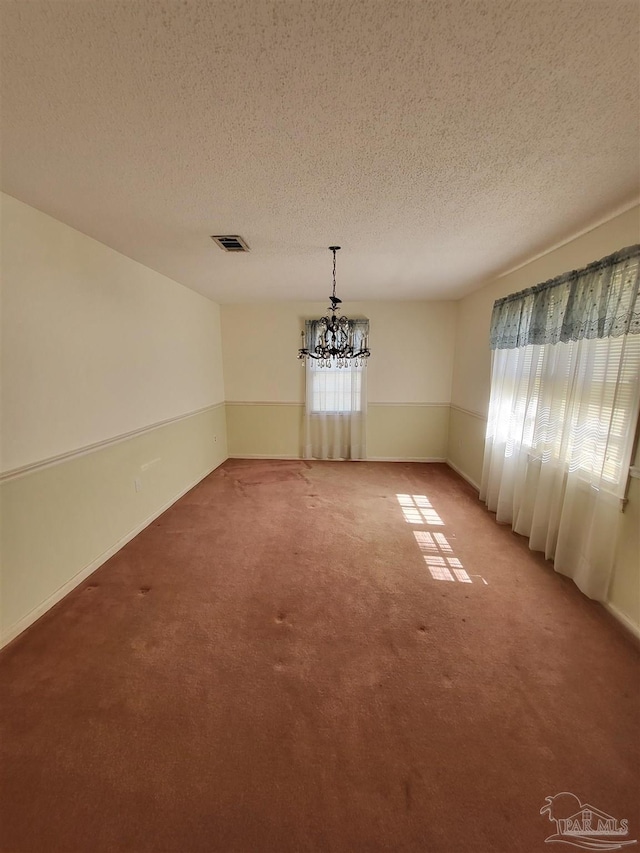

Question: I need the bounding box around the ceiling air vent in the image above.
[210,235,250,252]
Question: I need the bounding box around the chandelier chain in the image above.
[332,248,337,301]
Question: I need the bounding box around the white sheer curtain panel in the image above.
[481,246,640,600]
[302,319,368,460]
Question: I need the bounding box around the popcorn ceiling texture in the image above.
[1,0,638,302]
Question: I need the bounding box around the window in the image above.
[495,336,640,489]
[309,360,364,414]
[482,245,640,601]
[302,317,369,460]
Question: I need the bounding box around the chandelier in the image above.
[298,246,371,368]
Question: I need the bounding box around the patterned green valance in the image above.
[490,245,640,350]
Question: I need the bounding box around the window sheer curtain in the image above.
[481,246,640,600]
[303,318,368,460]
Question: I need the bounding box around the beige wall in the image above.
[1,406,227,644]
[1,195,227,644]
[367,404,449,461]
[221,301,456,459]
[226,403,304,458]
[1,193,225,473]
[449,204,640,634]
[225,403,450,461]
[447,407,486,489]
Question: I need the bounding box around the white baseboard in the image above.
[367,456,447,463]
[603,602,640,643]
[0,461,223,650]
[229,455,448,463]
[446,459,480,492]
[228,454,303,460]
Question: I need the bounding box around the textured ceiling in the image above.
[1,0,639,303]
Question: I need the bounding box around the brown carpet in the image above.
[1,460,638,852]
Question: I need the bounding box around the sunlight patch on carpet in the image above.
[396,494,444,525]
[410,514,485,585]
